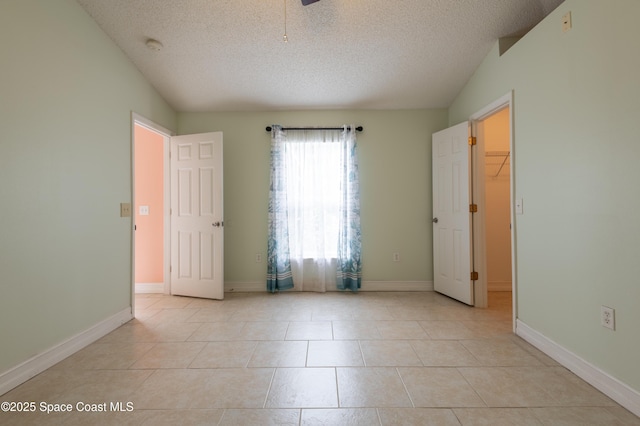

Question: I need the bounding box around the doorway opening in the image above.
[470,92,515,329]
[479,108,512,290]
[132,114,171,296]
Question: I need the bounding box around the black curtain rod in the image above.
[265,126,363,132]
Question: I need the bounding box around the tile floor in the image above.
[2,291,639,425]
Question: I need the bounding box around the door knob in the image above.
[212,221,222,227]
[432,218,438,223]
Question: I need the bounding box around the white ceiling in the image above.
[76,0,563,112]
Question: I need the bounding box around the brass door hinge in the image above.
[468,136,476,146]
[471,271,479,281]
[469,204,478,213]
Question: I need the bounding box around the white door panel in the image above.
[432,122,474,305]
[171,132,223,300]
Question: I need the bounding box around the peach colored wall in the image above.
[482,108,512,290]
[134,124,164,283]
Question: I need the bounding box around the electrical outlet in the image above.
[393,253,400,262]
[255,253,262,263]
[601,305,615,330]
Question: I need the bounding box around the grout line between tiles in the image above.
[334,367,340,408]
[395,367,416,408]
[262,367,278,409]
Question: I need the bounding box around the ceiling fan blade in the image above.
[301,0,320,5]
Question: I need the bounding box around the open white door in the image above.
[432,122,474,305]
[170,132,224,300]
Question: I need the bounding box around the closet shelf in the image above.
[485,151,510,157]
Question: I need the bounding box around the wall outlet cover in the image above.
[601,305,615,330]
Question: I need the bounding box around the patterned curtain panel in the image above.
[266,125,294,292]
[266,125,362,292]
[336,127,362,291]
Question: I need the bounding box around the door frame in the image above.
[131,113,174,312]
[469,92,516,329]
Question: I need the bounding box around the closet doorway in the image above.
[479,108,512,293]
[471,98,514,324]
[469,92,518,330]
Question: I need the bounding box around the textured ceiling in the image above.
[76,0,564,112]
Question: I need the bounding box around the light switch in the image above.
[562,11,572,33]
[515,198,524,215]
[120,203,132,217]
[139,205,150,216]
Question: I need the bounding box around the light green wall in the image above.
[10,0,636,403]
[178,110,448,285]
[450,0,640,392]
[0,0,176,373]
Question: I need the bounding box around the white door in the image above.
[170,132,224,300]
[432,122,474,305]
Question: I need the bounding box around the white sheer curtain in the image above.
[282,129,342,292]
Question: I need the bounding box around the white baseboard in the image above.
[225,281,265,292]
[135,282,164,293]
[516,319,640,417]
[488,281,512,292]
[361,281,434,291]
[224,281,434,293]
[0,307,132,396]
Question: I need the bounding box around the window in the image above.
[267,125,362,292]
[283,139,341,259]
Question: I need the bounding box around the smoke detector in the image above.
[145,38,163,51]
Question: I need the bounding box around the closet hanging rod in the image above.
[265,126,363,132]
